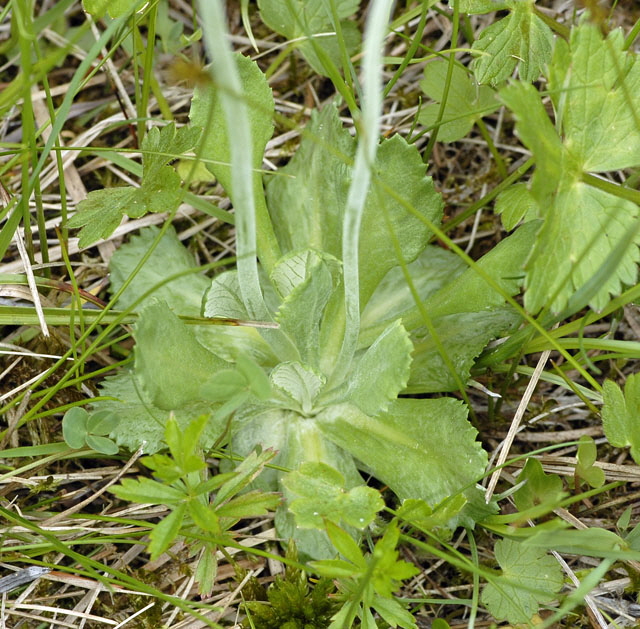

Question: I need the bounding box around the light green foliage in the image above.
[602,374,640,465]
[82,0,131,18]
[111,416,280,588]
[101,55,533,560]
[470,0,553,85]
[418,60,498,141]
[156,0,184,55]
[190,52,274,198]
[62,407,120,455]
[257,0,361,76]
[500,22,640,313]
[481,538,563,623]
[69,124,200,247]
[459,0,508,13]
[494,183,538,231]
[283,462,383,529]
[575,436,605,488]
[513,458,565,512]
[311,521,419,629]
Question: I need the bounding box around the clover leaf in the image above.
[62,407,120,455]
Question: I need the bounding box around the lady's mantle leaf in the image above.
[189,52,274,196]
[481,539,563,623]
[318,398,487,506]
[69,124,199,247]
[602,375,640,465]
[283,462,383,529]
[419,60,498,142]
[134,300,228,410]
[471,0,553,86]
[257,0,361,77]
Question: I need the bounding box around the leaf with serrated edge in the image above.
[148,504,186,560]
[318,399,487,506]
[602,375,640,465]
[494,183,539,231]
[346,319,412,414]
[271,362,325,415]
[134,300,229,410]
[471,1,553,86]
[481,539,563,623]
[284,462,383,529]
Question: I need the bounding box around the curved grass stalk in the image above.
[329,0,394,388]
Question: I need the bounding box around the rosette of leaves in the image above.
[97,54,537,556]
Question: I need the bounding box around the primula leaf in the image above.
[283,462,383,529]
[69,124,199,247]
[134,300,229,409]
[481,539,563,623]
[189,52,274,195]
[471,0,553,86]
[257,0,361,76]
[513,458,565,512]
[109,226,209,314]
[94,371,220,453]
[318,398,487,506]
[418,60,498,142]
[346,319,412,414]
[267,106,443,307]
[271,362,325,414]
[602,375,640,465]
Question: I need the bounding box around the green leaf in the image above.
[318,399,487,506]
[148,504,187,559]
[82,0,131,17]
[214,448,278,506]
[86,410,120,436]
[418,60,498,142]
[408,308,520,392]
[548,24,640,172]
[576,436,605,488]
[524,527,630,557]
[236,354,272,400]
[266,106,443,306]
[62,407,89,449]
[270,362,325,415]
[189,501,222,534]
[134,300,229,409]
[602,375,640,465]
[346,319,412,414]
[513,458,565,512]
[216,491,282,519]
[371,522,420,597]
[494,183,539,231]
[283,462,383,529]
[324,520,366,567]
[200,369,248,402]
[481,539,563,623]
[94,369,221,454]
[471,1,553,86]
[373,596,418,629]
[459,0,508,13]
[111,477,186,504]
[257,0,361,76]
[85,434,119,455]
[69,124,199,247]
[189,52,274,195]
[500,25,640,314]
[396,496,467,531]
[109,226,210,314]
[309,558,358,580]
